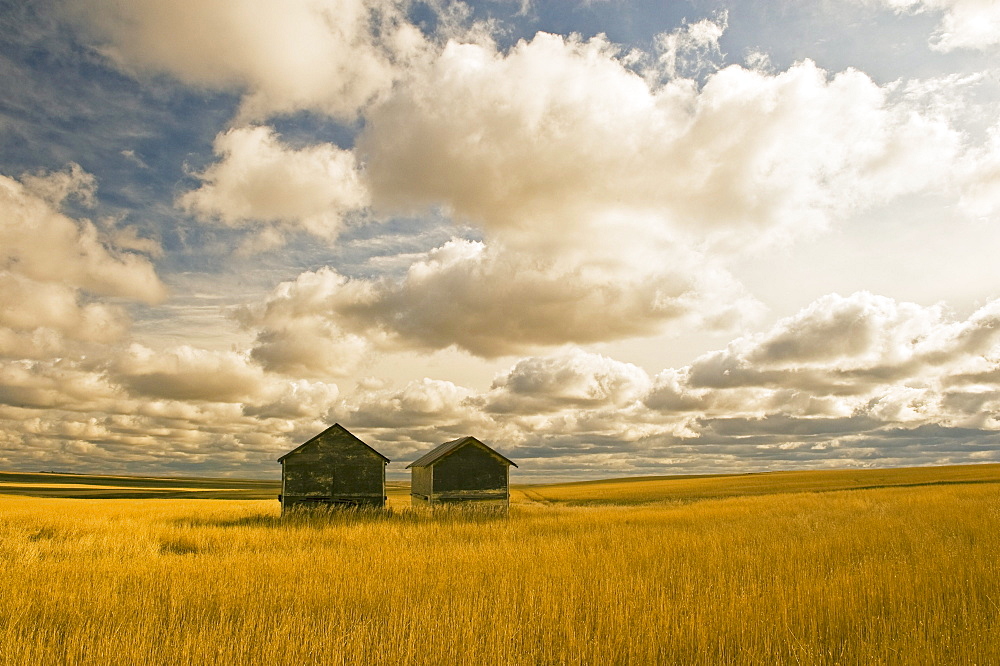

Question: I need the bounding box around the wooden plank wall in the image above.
[282,429,385,508]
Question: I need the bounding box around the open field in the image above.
[1,464,999,664]
[7,462,1000,505]
[512,462,1000,505]
[0,471,281,500]
[0,471,419,505]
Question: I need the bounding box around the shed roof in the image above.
[406,436,517,469]
[277,423,390,463]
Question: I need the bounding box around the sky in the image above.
[1,0,999,481]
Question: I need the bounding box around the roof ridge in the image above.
[406,436,517,468]
[277,423,390,463]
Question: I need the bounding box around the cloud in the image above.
[0,274,129,347]
[19,162,96,207]
[112,344,269,403]
[245,314,374,380]
[0,168,165,303]
[238,236,756,362]
[231,268,380,377]
[342,377,509,460]
[0,392,308,477]
[242,379,341,420]
[957,121,1000,219]
[179,126,369,249]
[66,0,425,120]
[0,167,165,358]
[744,293,943,370]
[5,289,1000,478]
[349,377,478,428]
[880,0,1000,51]
[649,11,728,81]
[361,33,962,248]
[0,360,122,412]
[110,344,343,420]
[486,348,651,413]
[643,369,709,414]
[685,292,947,393]
[226,31,987,367]
[473,293,1000,476]
[8,7,1000,479]
[0,338,344,475]
[865,385,937,423]
[657,292,1000,438]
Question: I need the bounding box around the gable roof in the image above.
[406,436,517,469]
[277,423,390,463]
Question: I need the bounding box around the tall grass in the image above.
[515,462,1000,505]
[1,483,998,664]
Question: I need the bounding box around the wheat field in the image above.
[1,470,999,664]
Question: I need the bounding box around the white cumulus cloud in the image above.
[881,0,1000,51]
[0,167,165,359]
[180,126,370,249]
[361,33,963,248]
[238,236,755,361]
[487,348,652,413]
[66,0,424,120]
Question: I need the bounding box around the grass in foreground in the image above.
[1,474,998,664]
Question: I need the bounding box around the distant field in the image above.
[0,470,281,500]
[0,471,415,504]
[512,462,1000,505]
[1,464,998,664]
[6,462,1000,505]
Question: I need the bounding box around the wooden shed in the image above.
[277,424,389,511]
[407,436,517,508]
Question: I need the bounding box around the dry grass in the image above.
[1,470,998,664]
[514,462,1000,505]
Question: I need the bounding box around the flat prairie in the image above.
[1,464,998,665]
[512,462,1000,505]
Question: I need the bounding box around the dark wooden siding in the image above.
[432,444,506,494]
[282,428,385,507]
[284,459,335,497]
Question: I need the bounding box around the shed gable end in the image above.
[279,424,388,510]
[432,443,508,493]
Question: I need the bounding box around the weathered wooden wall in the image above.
[281,428,385,509]
[408,436,515,508]
[431,445,507,498]
[411,466,433,500]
